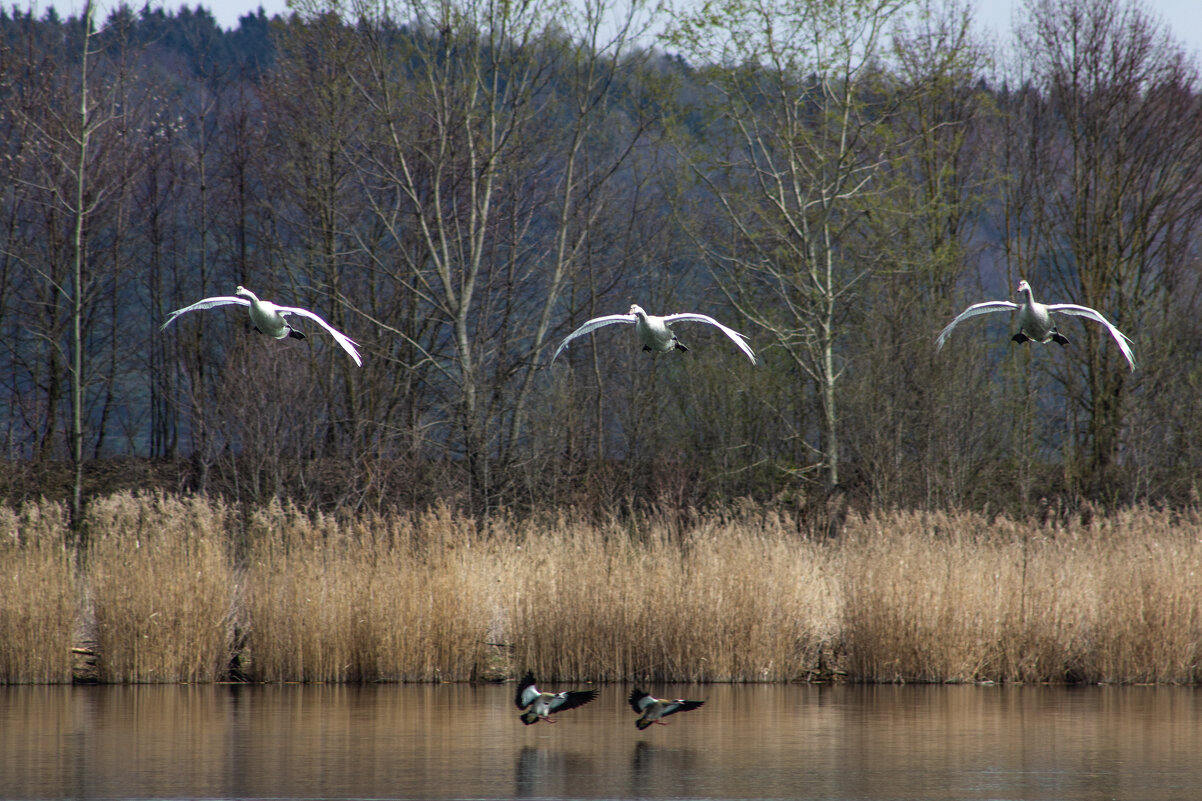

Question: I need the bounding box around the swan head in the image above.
[628,304,647,318]
[235,286,258,301]
[1016,280,1032,297]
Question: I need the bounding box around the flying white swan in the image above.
[161,286,362,366]
[551,304,757,365]
[936,279,1135,371]
[514,671,599,725]
[628,688,705,730]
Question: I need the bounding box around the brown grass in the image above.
[0,501,76,683]
[501,509,839,681]
[840,508,1202,683]
[2,493,1202,684]
[85,492,234,682]
[242,501,490,682]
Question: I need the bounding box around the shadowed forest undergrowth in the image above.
[2,492,1200,685]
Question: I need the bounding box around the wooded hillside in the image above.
[1,0,1199,519]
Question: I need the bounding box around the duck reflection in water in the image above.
[630,740,702,797]
[515,745,598,799]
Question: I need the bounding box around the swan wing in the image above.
[935,301,1020,350]
[550,313,636,363]
[160,296,249,330]
[660,313,757,365]
[1047,304,1136,370]
[275,305,363,367]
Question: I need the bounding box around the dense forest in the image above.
[2,0,1201,522]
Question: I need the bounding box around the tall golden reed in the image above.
[85,492,234,683]
[0,502,76,683]
[3,493,1202,684]
[243,501,489,682]
[501,508,840,681]
[839,508,1202,683]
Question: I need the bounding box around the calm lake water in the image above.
[1,682,1199,800]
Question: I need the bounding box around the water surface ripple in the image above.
[2,683,1198,800]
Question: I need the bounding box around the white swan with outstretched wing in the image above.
[552,304,756,365]
[936,280,1134,371]
[162,286,362,366]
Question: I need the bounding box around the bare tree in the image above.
[0,13,59,461]
[669,0,912,491]
[2,4,144,525]
[1009,0,1202,492]
[313,0,660,512]
[843,0,1002,507]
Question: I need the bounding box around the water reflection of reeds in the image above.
[6,684,1201,800]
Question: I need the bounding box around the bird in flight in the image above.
[514,671,598,725]
[936,279,1134,371]
[552,304,756,365]
[162,286,362,366]
[628,688,705,730]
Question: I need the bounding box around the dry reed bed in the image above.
[85,493,234,682]
[0,502,76,683]
[242,502,491,682]
[1,493,1200,684]
[840,508,1202,683]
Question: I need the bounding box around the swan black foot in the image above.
[289,329,307,341]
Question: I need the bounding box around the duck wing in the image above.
[935,300,1020,350]
[1046,304,1136,371]
[660,313,757,365]
[547,688,599,713]
[628,689,655,714]
[515,672,540,710]
[551,313,636,363]
[658,698,704,718]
